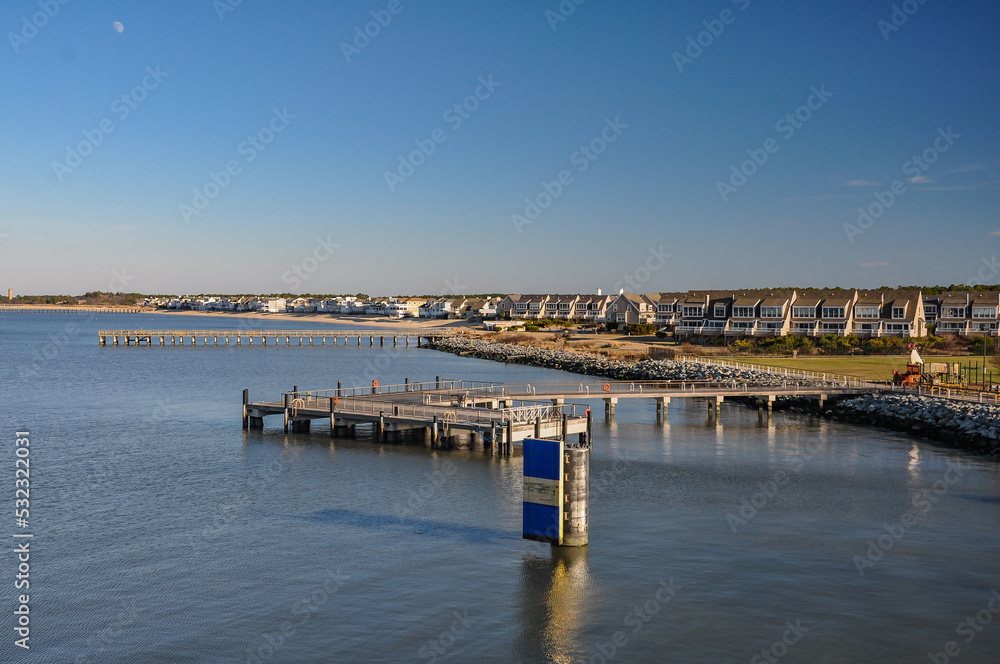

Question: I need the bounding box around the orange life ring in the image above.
[333,397,339,407]
[603,383,610,392]
[372,379,379,387]
[585,408,591,416]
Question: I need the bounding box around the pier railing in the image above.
[284,378,873,408]
[679,356,874,388]
[98,329,457,338]
[276,392,585,425]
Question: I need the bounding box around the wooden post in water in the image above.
[242,388,249,429]
[534,416,541,439]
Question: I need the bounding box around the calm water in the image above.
[1,313,999,663]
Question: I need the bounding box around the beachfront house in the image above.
[652,293,685,328]
[542,295,580,320]
[497,294,550,321]
[970,292,1000,336]
[782,289,859,337]
[265,298,287,313]
[851,290,925,337]
[384,297,425,318]
[674,291,734,337]
[607,293,657,326]
[574,294,612,323]
[935,292,1000,336]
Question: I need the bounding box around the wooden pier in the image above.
[245,378,593,455]
[98,329,457,347]
[244,378,878,454]
[2,307,146,314]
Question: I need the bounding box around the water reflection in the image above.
[516,547,592,664]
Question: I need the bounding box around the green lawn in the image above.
[731,355,979,381]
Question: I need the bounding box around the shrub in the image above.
[523,324,540,332]
[623,323,657,336]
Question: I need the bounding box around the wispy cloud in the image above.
[860,262,889,268]
[783,193,864,201]
[918,179,1000,192]
[989,230,1000,237]
[845,179,880,187]
[908,175,931,184]
[945,162,992,174]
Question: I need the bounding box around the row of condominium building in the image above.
[144,289,1000,338]
[496,289,1000,338]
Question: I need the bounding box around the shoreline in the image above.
[0,305,476,330]
[426,336,1000,457]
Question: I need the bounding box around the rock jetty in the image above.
[826,393,999,455]
[426,336,999,456]
[426,336,814,386]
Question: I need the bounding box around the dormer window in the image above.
[892,306,905,319]
[714,305,726,317]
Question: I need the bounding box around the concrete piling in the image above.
[562,446,590,547]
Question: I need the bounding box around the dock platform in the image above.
[244,378,878,454]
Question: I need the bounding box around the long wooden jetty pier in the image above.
[244,377,878,454]
[98,329,457,347]
[2,307,146,314]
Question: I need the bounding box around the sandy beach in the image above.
[0,304,477,329]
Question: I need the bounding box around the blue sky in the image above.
[1,0,998,296]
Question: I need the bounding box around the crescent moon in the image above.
[113,21,124,33]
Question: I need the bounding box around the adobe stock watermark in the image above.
[52,66,169,182]
[673,0,752,73]
[8,0,71,54]
[717,84,833,202]
[245,567,349,664]
[341,0,413,64]
[392,461,458,519]
[612,246,672,294]
[384,75,502,192]
[750,620,809,664]
[925,588,1000,664]
[179,107,295,224]
[545,0,589,31]
[19,266,134,380]
[281,236,341,291]
[726,440,818,533]
[213,0,243,21]
[582,578,682,663]
[417,610,475,663]
[511,116,628,234]
[878,0,932,42]
[852,457,969,576]
[843,126,959,244]
[968,255,1000,289]
[73,599,142,664]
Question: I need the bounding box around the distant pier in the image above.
[2,307,146,314]
[98,329,457,347]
